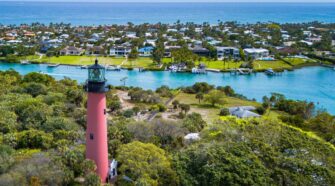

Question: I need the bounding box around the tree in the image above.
[219,108,230,116]
[0,145,15,174]
[182,113,206,132]
[239,48,246,61]
[23,72,55,86]
[195,93,204,104]
[204,90,226,107]
[128,47,139,62]
[23,82,47,97]
[0,110,18,134]
[116,141,178,186]
[180,104,190,114]
[84,173,101,186]
[152,39,165,63]
[171,46,197,68]
[172,100,180,109]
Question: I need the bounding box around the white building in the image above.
[110,46,131,56]
[243,48,269,60]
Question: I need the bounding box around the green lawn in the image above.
[253,60,292,70]
[195,60,243,70]
[123,57,154,68]
[284,58,316,66]
[29,55,156,67]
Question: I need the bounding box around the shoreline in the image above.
[0,60,332,74]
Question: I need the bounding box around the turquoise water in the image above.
[0,62,334,114]
[0,2,335,25]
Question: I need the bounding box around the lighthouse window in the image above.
[90,133,94,140]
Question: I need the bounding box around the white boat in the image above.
[47,63,60,68]
[80,65,88,69]
[20,60,30,65]
[106,65,121,71]
[170,66,178,72]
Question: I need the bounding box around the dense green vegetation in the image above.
[0,70,334,185]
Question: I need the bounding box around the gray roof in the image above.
[229,106,260,118]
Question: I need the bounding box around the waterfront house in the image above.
[189,46,210,57]
[109,46,131,57]
[229,106,260,118]
[243,48,269,60]
[86,46,105,56]
[216,47,240,60]
[60,46,84,56]
[138,46,154,57]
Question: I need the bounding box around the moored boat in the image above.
[47,63,60,68]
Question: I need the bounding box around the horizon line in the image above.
[1,0,335,3]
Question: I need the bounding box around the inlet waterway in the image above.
[1,62,334,114]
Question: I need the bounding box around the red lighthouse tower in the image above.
[85,59,109,183]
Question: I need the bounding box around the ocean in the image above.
[0,2,335,25]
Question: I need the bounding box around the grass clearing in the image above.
[254,60,292,70]
[30,55,155,67]
[284,58,316,66]
[173,92,260,123]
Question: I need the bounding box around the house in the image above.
[144,39,156,47]
[60,46,84,56]
[125,32,137,39]
[216,47,240,60]
[138,46,154,57]
[189,46,210,57]
[86,46,105,56]
[109,46,131,56]
[59,34,69,39]
[332,40,335,47]
[24,31,36,37]
[300,40,313,46]
[208,40,221,46]
[229,106,260,118]
[243,48,269,60]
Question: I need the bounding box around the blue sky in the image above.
[1,0,335,2]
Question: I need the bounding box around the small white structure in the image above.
[109,159,118,181]
[184,133,200,141]
[243,48,269,60]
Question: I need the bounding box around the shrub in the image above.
[219,108,230,116]
[256,106,266,115]
[123,109,134,118]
